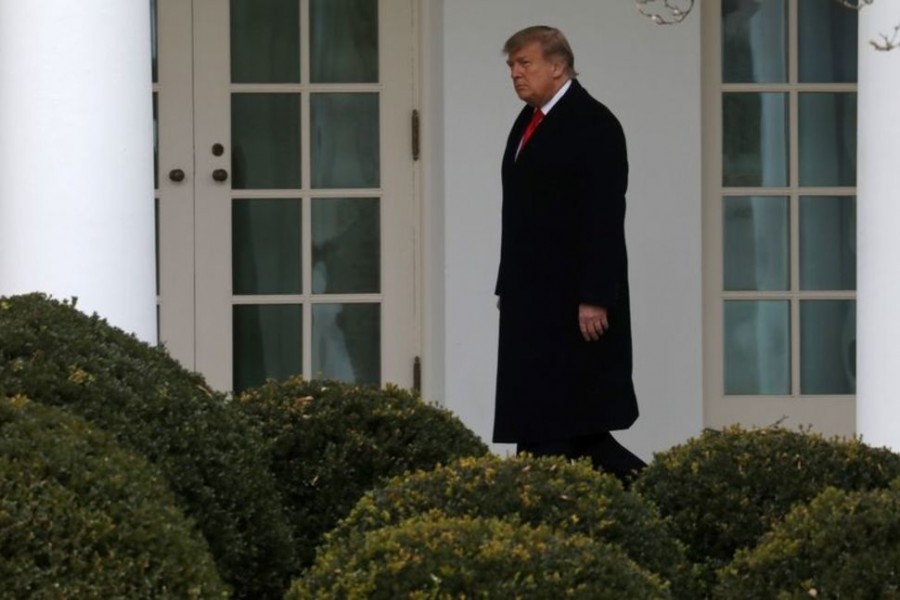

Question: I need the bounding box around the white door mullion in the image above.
[302,191,313,378]
[157,0,197,366]
[193,0,233,391]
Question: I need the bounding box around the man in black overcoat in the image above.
[493,25,645,481]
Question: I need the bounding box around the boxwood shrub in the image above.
[0,293,294,599]
[632,426,900,591]
[324,454,692,595]
[235,376,489,566]
[289,513,671,599]
[715,482,900,599]
[0,395,229,598]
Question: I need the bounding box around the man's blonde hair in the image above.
[503,25,578,78]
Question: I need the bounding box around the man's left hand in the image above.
[579,304,608,341]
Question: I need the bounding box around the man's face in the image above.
[506,41,565,107]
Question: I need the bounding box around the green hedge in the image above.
[0,294,294,600]
[289,513,670,599]
[715,483,900,599]
[633,426,900,591]
[236,377,489,566]
[323,454,692,595]
[0,396,229,598]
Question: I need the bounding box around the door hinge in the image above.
[411,109,420,161]
[413,355,422,394]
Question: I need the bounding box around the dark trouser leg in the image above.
[573,432,646,483]
[516,439,576,459]
[517,432,646,485]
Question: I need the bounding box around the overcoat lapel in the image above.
[503,80,580,169]
[502,106,533,170]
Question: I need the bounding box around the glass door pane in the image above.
[722,196,789,291]
[312,303,380,383]
[722,0,787,83]
[310,93,380,188]
[799,93,857,187]
[800,196,856,291]
[723,93,788,187]
[234,304,303,391]
[231,93,302,189]
[798,0,857,83]
[230,0,300,83]
[800,300,856,394]
[311,197,380,294]
[310,0,378,83]
[233,199,302,295]
[724,300,791,395]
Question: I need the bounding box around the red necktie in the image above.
[519,108,544,149]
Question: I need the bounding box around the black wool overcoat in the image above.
[493,79,638,444]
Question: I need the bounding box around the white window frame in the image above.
[702,0,857,436]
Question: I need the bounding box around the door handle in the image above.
[168,168,186,182]
[212,169,229,182]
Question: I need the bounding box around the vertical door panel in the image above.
[156,0,196,367]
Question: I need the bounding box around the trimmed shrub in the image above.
[633,426,900,590]
[235,376,489,566]
[289,513,671,599]
[0,395,229,599]
[0,294,294,599]
[324,454,692,594]
[715,483,900,599]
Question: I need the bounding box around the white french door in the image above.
[155,0,418,392]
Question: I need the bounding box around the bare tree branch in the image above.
[634,0,694,25]
[835,0,900,51]
[632,0,898,51]
[836,0,874,8]
[871,23,900,51]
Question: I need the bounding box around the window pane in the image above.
[725,301,790,395]
[232,93,302,189]
[310,0,378,83]
[723,196,789,291]
[312,198,380,294]
[723,93,788,187]
[800,196,856,291]
[230,0,300,83]
[799,93,857,187]
[799,0,858,83]
[312,303,380,384]
[722,0,787,83]
[233,304,302,393]
[311,93,379,189]
[801,300,856,394]
[233,199,302,295]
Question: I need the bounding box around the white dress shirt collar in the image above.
[540,78,572,115]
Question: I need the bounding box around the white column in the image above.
[856,5,900,450]
[0,1,156,343]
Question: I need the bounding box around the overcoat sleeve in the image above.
[573,109,629,309]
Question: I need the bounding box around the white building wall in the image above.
[0,1,156,343]
[856,3,900,451]
[427,0,704,459]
